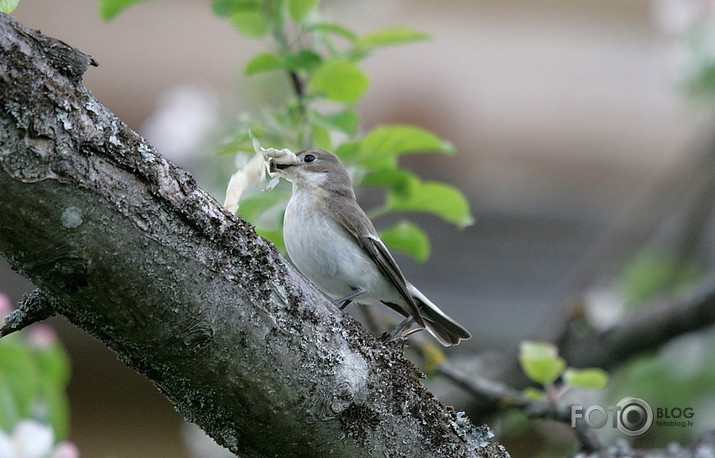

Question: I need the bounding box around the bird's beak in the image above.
[269,162,293,174]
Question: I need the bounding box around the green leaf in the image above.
[520,340,559,360]
[0,335,71,437]
[522,387,545,400]
[0,0,19,14]
[361,168,417,192]
[216,131,254,156]
[268,0,285,26]
[362,156,398,171]
[306,22,358,42]
[619,250,700,307]
[40,381,70,440]
[212,0,268,36]
[245,53,284,76]
[521,356,565,386]
[231,8,269,38]
[387,180,474,229]
[308,60,369,103]
[518,341,566,385]
[212,0,234,17]
[361,124,454,159]
[236,181,288,250]
[355,26,429,50]
[237,187,289,228]
[35,344,71,390]
[0,377,20,432]
[99,0,149,21]
[379,221,430,263]
[563,368,608,390]
[311,124,332,150]
[34,344,71,439]
[213,0,257,17]
[288,0,319,22]
[358,124,454,170]
[335,141,361,161]
[0,339,40,422]
[285,50,323,73]
[311,109,360,134]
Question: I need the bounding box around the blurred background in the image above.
[4,0,715,456]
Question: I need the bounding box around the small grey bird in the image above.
[271,148,471,346]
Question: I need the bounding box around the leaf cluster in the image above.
[210,0,473,260]
[92,0,473,261]
[519,341,608,400]
[0,332,71,440]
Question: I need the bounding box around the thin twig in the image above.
[438,361,605,453]
[0,289,57,337]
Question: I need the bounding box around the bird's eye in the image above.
[304,154,316,163]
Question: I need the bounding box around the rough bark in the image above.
[0,13,507,458]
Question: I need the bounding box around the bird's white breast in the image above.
[283,186,386,300]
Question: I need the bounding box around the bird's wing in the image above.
[326,195,425,327]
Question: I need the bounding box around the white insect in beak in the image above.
[262,144,301,183]
[222,136,299,213]
[223,151,268,213]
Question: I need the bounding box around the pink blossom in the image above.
[50,441,79,458]
[0,292,12,316]
[27,325,57,350]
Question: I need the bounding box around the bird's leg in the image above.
[332,288,365,310]
[382,316,424,343]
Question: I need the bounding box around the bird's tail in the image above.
[407,284,471,346]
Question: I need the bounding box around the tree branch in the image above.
[0,13,506,458]
[455,270,715,433]
[560,273,715,369]
[0,289,57,337]
[438,362,605,453]
[575,429,715,458]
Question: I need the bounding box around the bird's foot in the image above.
[332,288,365,310]
[382,316,423,344]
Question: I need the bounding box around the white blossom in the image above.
[0,421,78,458]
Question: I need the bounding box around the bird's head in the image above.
[271,148,353,193]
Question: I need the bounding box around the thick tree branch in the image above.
[0,13,507,457]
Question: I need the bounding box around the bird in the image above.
[270,148,471,346]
